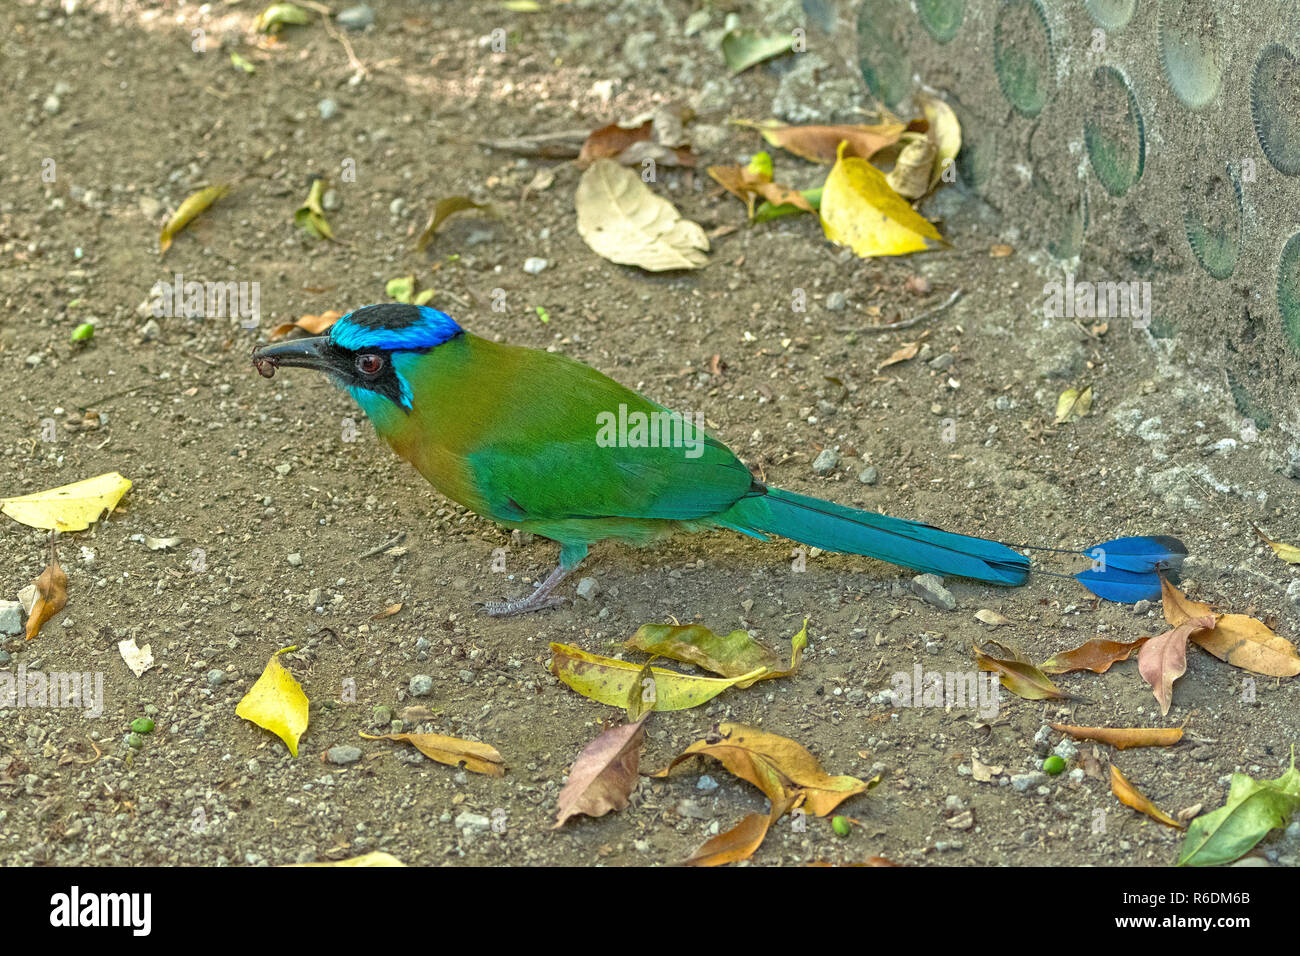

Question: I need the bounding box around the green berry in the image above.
[832,815,851,837]
[130,717,155,735]
[1043,755,1066,775]
[70,322,94,343]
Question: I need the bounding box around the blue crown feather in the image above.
[330,304,462,351]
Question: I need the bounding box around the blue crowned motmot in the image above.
[252,304,1184,615]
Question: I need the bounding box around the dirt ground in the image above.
[1,0,1297,867]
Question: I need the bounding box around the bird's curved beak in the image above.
[252,336,332,378]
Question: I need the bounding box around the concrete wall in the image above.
[832,0,1300,438]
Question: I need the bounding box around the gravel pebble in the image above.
[327,745,362,765]
[811,448,839,475]
[911,573,957,611]
[409,674,433,696]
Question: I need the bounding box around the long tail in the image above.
[716,486,1185,600]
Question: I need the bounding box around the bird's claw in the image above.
[480,593,567,617]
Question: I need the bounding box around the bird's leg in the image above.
[481,562,572,617]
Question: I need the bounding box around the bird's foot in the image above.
[479,562,573,617]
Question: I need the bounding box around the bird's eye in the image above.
[356,353,384,376]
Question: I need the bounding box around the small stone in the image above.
[455,811,491,833]
[811,448,839,475]
[389,197,406,217]
[523,257,548,275]
[125,733,143,749]
[1010,772,1048,792]
[911,573,957,611]
[138,196,163,220]
[458,669,475,684]
[1132,599,1153,614]
[825,291,847,311]
[206,669,226,688]
[318,98,339,120]
[287,553,303,567]
[0,650,10,665]
[928,352,955,371]
[327,745,362,765]
[697,774,719,792]
[321,189,341,211]
[1032,724,1053,756]
[372,705,393,725]
[0,601,22,636]
[575,577,599,601]
[857,465,878,485]
[409,674,433,696]
[44,94,61,115]
[335,4,374,30]
[138,319,161,341]
[1051,740,1078,762]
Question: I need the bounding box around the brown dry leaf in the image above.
[736,118,906,164]
[877,341,920,370]
[989,244,1013,257]
[370,602,402,621]
[884,133,937,199]
[26,543,68,641]
[654,722,873,817]
[359,731,504,777]
[970,748,1003,783]
[973,646,1068,700]
[553,717,647,828]
[1138,615,1215,716]
[1254,525,1300,564]
[707,164,812,220]
[1050,723,1184,749]
[974,608,1011,627]
[578,120,653,167]
[270,310,342,341]
[577,110,696,170]
[1040,636,1150,674]
[1160,576,1300,677]
[682,806,783,867]
[1111,764,1183,829]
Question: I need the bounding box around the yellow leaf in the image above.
[160,184,228,256]
[549,643,764,711]
[359,731,505,776]
[236,647,309,756]
[1054,385,1093,423]
[0,472,132,532]
[917,94,961,189]
[820,141,943,257]
[1111,764,1183,829]
[1255,526,1300,565]
[286,851,406,867]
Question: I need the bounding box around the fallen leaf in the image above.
[286,851,405,867]
[1054,385,1093,424]
[1178,756,1300,866]
[974,608,1011,627]
[1050,724,1184,749]
[884,132,937,199]
[144,536,181,551]
[1,472,132,532]
[575,159,708,271]
[1111,764,1183,828]
[654,723,874,817]
[294,177,333,241]
[989,244,1014,257]
[359,731,504,776]
[416,197,498,251]
[971,749,1004,783]
[1040,636,1150,674]
[877,341,920,370]
[256,2,311,32]
[118,637,155,678]
[553,717,647,827]
[917,94,961,189]
[752,186,822,223]
[1160,576,1300,677]
[370,602,402,620]
[683,805,786,867]
[385,275,435,306]
[720,30,794,74]
[624,618,807,686]
[1138,615,1215,716]
[26,544,68,641]
[230,51,257,73]
[269,310,343,341]
[549,643,762,711]
[501,0,541,10]
[577,120,652,167]
[160,185,228,256]
[820,141,943,258]
[236,647,310,756]
[1254,526,1300,564]
[707,157,813,220]
[973,646,1068,700]
[736,119,905,163]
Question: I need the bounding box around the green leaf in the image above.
[386,276,416,303]
[745,151,773,180]
[70,322,94,344]
[294,178,333,240]
[535,305,550,324]
[230,52,257,74]
[721,30,795,74]
[625,618,807,687]
[256,2,311,33]
[753,186,822,224]
[1178,756,1300,866]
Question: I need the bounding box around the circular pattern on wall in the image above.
[1182,164,1242,280]
[1084,66,1146,196]
[1251,43,1300,176]
[1085,0,1137,31]
[917,0,964,43]
[1158,0,1222,109]
[857,1,912,107]
[1279,232,1300,351]
[993,0,1054,117]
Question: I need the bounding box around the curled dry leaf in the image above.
[549,642,763,711]
[682,804,790,867]
[26,544,68,641]
[973,646,1068,700]
[575,159,708,271]
[269,310,343,341]
[1054,385,1093,424]
[877,341,920,371]
[974,608,1011,627]
[360,731,505,776]
[286,851,405,867]
[624,618,806,686]
[885,133,937,200]
[416,197,499,251]
[735,118,905,163]
[720,30,794,74]
[1111,763,1183,829]
[370,602,403,621]
[1160,575,1300,677]
[118,637,155,678]
[553,716,647,828]
[294,177,333,240]
[1254,525,1300,564]
[1039,636,1150,674]
[160,184,228,256]
[707,160,813,220]
[1050,723,1184,749]
[1137,615,1215,716]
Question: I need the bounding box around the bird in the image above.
[252,303,1184,615]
